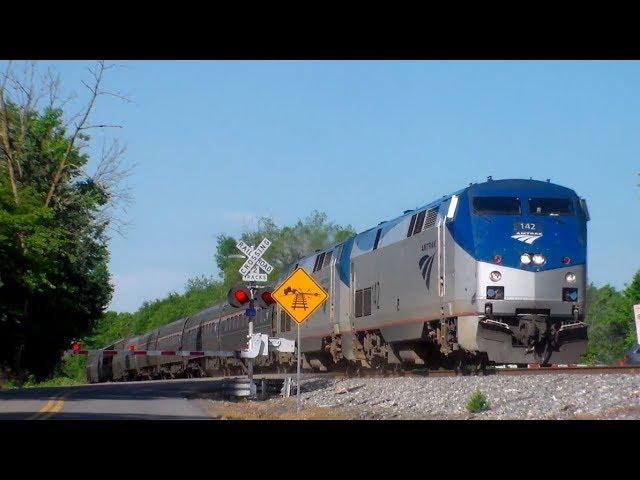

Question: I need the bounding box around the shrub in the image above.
[466,389,491,413]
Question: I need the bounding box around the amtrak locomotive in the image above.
[87,178,589,382]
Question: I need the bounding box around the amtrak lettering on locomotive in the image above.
[87,178,589,382]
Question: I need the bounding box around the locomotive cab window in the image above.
[472,196,521,215]
[528,198,574,216]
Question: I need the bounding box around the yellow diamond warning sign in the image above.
[272,267,328,325]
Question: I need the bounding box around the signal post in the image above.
[228,237,329,409]
[228,238,276,395]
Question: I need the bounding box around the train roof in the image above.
[291,178,581,267]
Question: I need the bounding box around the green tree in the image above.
[583,270,639,364]
[0,61,129,382]
[621,270,640,346]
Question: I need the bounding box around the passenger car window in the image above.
[528,198,574,216]
[472,197,521,215]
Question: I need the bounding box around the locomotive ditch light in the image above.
[227,285,251,308]
[532,253,545,265]
[254,287,275,308]
[489,271,502,282]
[565,272,576,283]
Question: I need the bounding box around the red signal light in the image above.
[234,289,249,304]
[129,344,135,352]
[261,291,274,305]
[72,342,80,353]
[493,255,502,264]
[562,256,571,265]
[227,285,251,307]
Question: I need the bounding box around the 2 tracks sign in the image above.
[236,238,274,282]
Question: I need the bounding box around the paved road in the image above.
[0,378,233,419]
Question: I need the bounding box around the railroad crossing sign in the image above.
[236,238,273,282]
[271,267,328,325]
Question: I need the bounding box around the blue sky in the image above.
[5,61,639,311]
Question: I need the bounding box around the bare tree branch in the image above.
[44,61,105,207]
[44,61,131,208]
[79,124,123,130]
[99,91,132,103]
[91,139,134,236]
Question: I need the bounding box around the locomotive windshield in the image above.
[528,197,574,216]
[472,196,521,215]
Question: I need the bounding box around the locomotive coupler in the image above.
[516,314,550,353]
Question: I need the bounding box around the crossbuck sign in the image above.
[236,238,273,282]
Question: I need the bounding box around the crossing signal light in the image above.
[255,287,275,308]
[227,285,251,308]
[261,291,274,305]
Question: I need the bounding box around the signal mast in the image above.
[227,237,276,387]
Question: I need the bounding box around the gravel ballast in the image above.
[293,373,640,419]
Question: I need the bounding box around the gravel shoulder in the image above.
[192,373,640,420]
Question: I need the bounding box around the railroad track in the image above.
[230,364,640,381]
[117,364,640,385]
[410,365,640,377]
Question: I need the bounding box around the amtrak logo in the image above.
[511,233,543,245]
[418,253,435,290]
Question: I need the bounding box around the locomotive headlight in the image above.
[565,272,576,283]
[532,253,545,265]
[520,253,532,265]
[489,271,502,282]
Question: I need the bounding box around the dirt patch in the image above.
[572,405,640,420]
[191,397,369,420]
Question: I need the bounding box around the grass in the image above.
[466,389,491,413]
[1,355,87,389]
[23,376,84,388]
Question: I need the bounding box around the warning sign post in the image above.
[271,267,328,413]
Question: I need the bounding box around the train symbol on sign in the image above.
[236,238,273,282]
[282,286,321,310]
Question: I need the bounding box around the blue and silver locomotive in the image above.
[276,177,589,370]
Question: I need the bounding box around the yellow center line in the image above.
[27,395,65,420]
